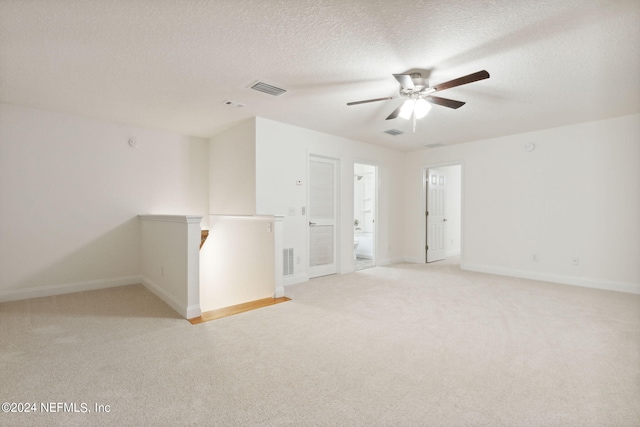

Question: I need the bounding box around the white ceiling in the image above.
[1,0,639,151]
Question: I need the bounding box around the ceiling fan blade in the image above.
[425,96,466,109]
[393,74,415,90]
[347,96,398,106]
[385,104,403,120]
[430,70,490,92]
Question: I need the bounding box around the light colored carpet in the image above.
[1,259,639,426]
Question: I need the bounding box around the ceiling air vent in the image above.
[384,129,404,136]
[250,81,287,96]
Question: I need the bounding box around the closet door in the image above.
[309,157,338,278]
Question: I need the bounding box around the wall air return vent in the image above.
[250,81,287,96]
[384,129,404,136]
[283,248,294,276]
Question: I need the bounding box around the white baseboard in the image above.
[0,275,141,303]
[404,255,462,264]
[402,256,424,264]
[462,264,640,295]
[141,276,200,319]
[185,304,201,320]
[283,274,309,287]
[378,256,405,266]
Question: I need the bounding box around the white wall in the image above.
[199,215,277,311]
[140,215,202,319]
[255,117,405,284]
[8,102,635,306]
[0,103,209,301]
[209,119,256,215]
[404,114,640,293]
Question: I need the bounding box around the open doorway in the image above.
[354,163,376,270]
[424,164,461,263]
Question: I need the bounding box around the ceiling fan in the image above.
[347,69,490,130]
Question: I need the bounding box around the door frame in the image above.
[421,161,464,264]
[353,161,378,269]
[307,153,341,278]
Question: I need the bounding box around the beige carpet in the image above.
[1,259,639,426]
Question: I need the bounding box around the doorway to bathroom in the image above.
[353,163,376,270]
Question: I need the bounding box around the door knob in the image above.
[309,221,316,226]
[443,218,448,222]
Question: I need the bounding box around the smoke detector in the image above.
[223,100,245,108]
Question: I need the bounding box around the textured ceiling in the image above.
[1,0,639,151]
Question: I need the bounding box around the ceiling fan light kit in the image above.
[414,99,432,119]
[347,69,490,131]
[398,100,415,120]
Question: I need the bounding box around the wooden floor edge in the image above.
[188,296,291,324]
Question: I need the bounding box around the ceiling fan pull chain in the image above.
[412,111,417,132]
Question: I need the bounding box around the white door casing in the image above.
[309,156,338,277]
[426,169,446,262]
[362,172,375,234]
[354,163,377,268]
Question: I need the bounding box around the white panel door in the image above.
[309,157,338,278]
[426,169,446,262]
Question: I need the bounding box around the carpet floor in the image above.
[1,259,639,426]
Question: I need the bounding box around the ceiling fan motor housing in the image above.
[399,73,429,98]
[410,73,428,89]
